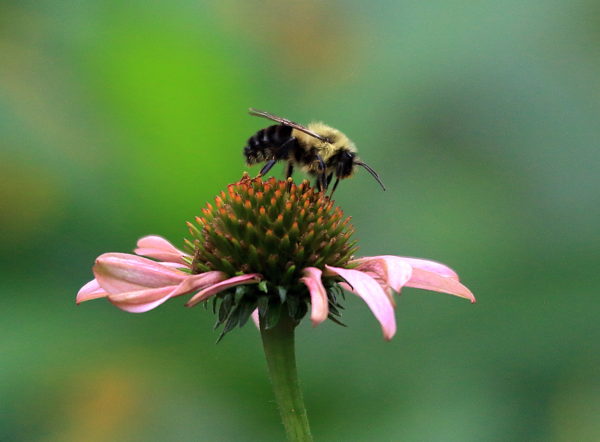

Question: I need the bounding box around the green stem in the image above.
[260,314,313,442]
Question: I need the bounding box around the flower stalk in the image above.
[260,314,313,442]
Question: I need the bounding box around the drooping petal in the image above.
[107,286,177,313]
[93,253,187,293]
[169,271,227,298]
[300,267,329,326]
[353,255,458,280]
[406,268,476,303]
[351,256,413,294]
[326,265,396,340]
[134,235,190,264]
[397,257,458,279]
[185,274,262,307]
[251,309,260,328]
[76,279,108,304]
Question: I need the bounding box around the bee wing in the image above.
[248,108,330,142]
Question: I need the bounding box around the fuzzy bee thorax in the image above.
[292,123,357,163]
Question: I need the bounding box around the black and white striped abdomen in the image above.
[244,124,294,165]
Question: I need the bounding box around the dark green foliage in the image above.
[211,277,348,340]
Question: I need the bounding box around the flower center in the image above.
[185,174,357,285]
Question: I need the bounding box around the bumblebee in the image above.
[244,108,385,193]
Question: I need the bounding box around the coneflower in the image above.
[77,174,475,441]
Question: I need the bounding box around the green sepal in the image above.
[237,298,257,328]
[216,304,242,343]
[263,298,282,330]
[328,303,340,316]
[294,300,308,321]
[328,315,347,327]
[218,293,233,323]
[277,286,287,303]
[258,280,269,293]
[287,295,299,318]
[257,295,269,319]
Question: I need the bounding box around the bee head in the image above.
[327,149,385,193]
[337,150,356,178]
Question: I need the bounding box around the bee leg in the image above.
[258,159,277,177]
[285,162,294,179]
[315,155,328,191]
[314,174,326,192]
[330,177,340,196]
[329,161,346,196]
[326,172,333,187]
[324,173,334,196]
[272,138,297,179]
[317,177,328,192]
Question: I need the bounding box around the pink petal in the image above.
[251,309,260,328]
[91,270,228,313]
[351,256,413,294]
[107,285,177,313]
[353,256,458,280]
[76,279,108,304]
[94,253,187,293]
[326,265,396,340]
[168,271,227,298]
[158,262,189,269]
[185,274,262,307]
[300,267,329,326]
[397,257,458,279]
[406,268,476,303]
[134,235,190,264]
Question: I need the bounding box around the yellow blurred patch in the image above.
[214,0,369,84]
[0,157,65,244]
[54,368,141,442]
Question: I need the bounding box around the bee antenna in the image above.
[355,161,386,191]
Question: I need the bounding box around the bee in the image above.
[244,108,385,194]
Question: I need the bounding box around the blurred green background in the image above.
[2,0,599,440]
